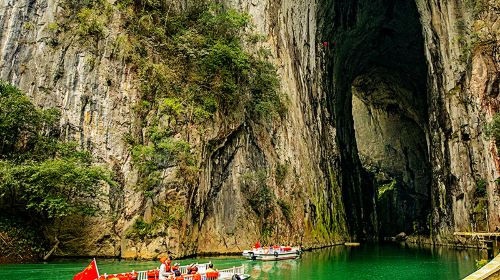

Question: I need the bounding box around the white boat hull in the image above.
[242,248,301,261]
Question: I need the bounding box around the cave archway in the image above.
[352,69,430,238]
[321,0,431,239]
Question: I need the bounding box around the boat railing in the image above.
[136,270,151,280]
[133,263,210,279]
[179,266,188,275]
[133,265,243,280]
[100,272,153,280]
[218,265,245,279]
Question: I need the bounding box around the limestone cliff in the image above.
[417,0,499,241]
[0,0,498,259]
[0,0,347,258]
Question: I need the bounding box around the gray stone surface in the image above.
[0,0,498,258]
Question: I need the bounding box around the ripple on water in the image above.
[0,244,484,280]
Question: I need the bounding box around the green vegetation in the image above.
[131,137,194,191]
[126,218,155,240]
[0,158,111,218]
[464,0,489,18]
[472,176,488,230]
[241,170,274,217]
[0,82,115,258]
[484,113,500,150]
[48,0,286,240]
[275,162,289,185]
[277,198,292,224]
[476,259,489,269]
[111,0,284,123]
[457,0,498,64]
[126,202,185,240]
[0,217,45,263]
[46,0,113,48]
[456,30,480,64]
[321,162,348,239]
[52,0,285,191]
[473,181,488,231]
[475,177,488,198]
[261,224,273,240]
[117,1,284,124]
[377,179,397,199]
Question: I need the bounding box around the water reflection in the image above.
[248,260,300,279]
[0,244,485,280]
[242,243,484,280]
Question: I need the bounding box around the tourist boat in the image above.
[242,244,302,261]
[73,259,250,280]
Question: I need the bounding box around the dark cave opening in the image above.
[321,0,431,239]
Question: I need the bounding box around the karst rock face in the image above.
[1,0,498,258]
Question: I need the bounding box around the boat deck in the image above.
[462,253,500,280]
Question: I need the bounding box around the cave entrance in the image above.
[326,0,432,239]
[347,0,431,238]
[352,70,430,238]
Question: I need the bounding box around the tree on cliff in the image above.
[0,81,115,260]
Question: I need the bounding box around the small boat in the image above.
[242,245,302,261]
[73,259,250,280]
[129,264,250,280]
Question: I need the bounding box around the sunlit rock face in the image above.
[0,0,498,258]
[0,0,348,258]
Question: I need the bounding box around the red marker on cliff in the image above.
[322,42,337,47]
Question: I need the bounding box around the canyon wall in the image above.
[0,0,347,258]
[0,0,498,258]
[416,0,499,240]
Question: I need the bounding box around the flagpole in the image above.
[94,258,100,278]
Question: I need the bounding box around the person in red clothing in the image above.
[205,263,219,279]
[174,270,183,280]
[186,263,196,274]
[171,262,180,273]
[191,266,201,280]
[159,257,170,280]
[165,257,172,272]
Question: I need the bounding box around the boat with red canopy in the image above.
[72,259,250,280]
[242,242,302,261]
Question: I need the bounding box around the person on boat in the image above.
[205,262,219,279]
[160,256,172,273]
[191,266,202,280]
[174,270,183,280]
[159,257,170,280]
[186,263,195,274]
[171,262,180,273]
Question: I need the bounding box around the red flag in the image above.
[73,259,99,280]
[254,241,261,248]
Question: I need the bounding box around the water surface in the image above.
[0,244,484,279]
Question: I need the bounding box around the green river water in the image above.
[0,244,485,280]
